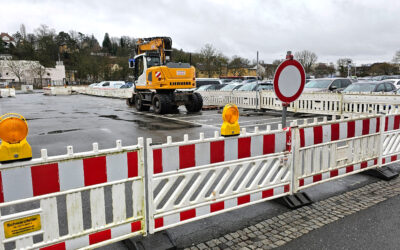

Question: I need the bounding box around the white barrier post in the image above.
[290,121,301,194]
[378,114,385,168]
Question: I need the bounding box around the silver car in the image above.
[303,78,352,92]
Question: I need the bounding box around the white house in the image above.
[0,59,66,87]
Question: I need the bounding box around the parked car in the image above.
[220,84,243,91]
[237,82,273,91]
[195,78,223,88]
[120,82,133,88]
[220,79,233,84]
[382,79,400,89]
[93,81,125,89]
[241,79,258,84]
[342,81,396,93]
[228,79,243,85]
[195,84,227,91]
[303,78,352,92]
[89,82,99,87]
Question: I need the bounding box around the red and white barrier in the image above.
[40,221,142,250]
[151,131,289,174]
[154,184,290,231]
[294,115,382,192]
[0,139,146,250]
[0,151,139,203]
[299,117,380,147]
[147,128,292,233]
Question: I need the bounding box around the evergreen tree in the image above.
[102,33,112,53]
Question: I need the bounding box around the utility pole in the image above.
[256,51,259,83]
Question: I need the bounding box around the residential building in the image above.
[0,60,66,88]
[1,33,16,48]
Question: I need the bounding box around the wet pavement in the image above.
[0,91,316,158]
[6,92,390,250]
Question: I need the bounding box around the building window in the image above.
[47,73,50,76]
[6,72,8,75]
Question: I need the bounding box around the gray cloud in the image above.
[1,0,399,65]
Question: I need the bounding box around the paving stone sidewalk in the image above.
[185,176,400,250]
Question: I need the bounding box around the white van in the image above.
[93,81,125,89]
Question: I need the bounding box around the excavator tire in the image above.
[153,94,171,114]
[185,93,203,112]
[169,104,179,113]
[194,92,203,111]
[135,94,150,111]
[126,96,134,107]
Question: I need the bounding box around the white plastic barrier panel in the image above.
[381,111,400,166]
[80,88,132,99]
[146,127,293,233]
[0,139,146,250]
[199,90,400,116]
[0,89,16,98]
[292,115,382,192]
[43,87,71,96]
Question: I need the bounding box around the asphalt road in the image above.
[3,92,396,250]
[0,91,316,158]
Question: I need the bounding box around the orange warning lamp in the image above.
[221,104,240,136]
[0,113,32,163]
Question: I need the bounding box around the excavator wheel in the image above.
[185,93,203,113]
[169,104,179,113]
[194,92,203,111]
[135,94,150,111]
[153,94,171,114]
[126,96,134,107]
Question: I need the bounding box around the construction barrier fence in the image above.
[1,111,400,248]
[198,90,400,115]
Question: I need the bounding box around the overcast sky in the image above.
[1,0,399,65]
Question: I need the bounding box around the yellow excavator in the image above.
[127,37,203,114]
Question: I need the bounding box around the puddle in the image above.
[99,114,199,130]
[43,129,82,135]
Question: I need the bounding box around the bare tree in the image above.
[294,50,318,74]
[256,64,266,79]
[337,58,352,77]
[6,60,25,83]
[30,62,47,87]
[20,24,27,40]
[229,56,250,76]
[200,44,218,77]
[393,50,400,64]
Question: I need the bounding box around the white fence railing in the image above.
[2,111,400,248]
[197,90,400,115]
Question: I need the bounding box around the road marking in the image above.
[128,110,219,128]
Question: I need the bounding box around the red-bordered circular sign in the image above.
[273,59,306,103]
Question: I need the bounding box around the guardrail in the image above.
[1,111,400,248]
[197,90,400,115]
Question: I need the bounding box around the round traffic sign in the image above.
[273,59,306,103]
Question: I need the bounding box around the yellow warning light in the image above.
[0,113,32,163]
[221,104,240,136]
